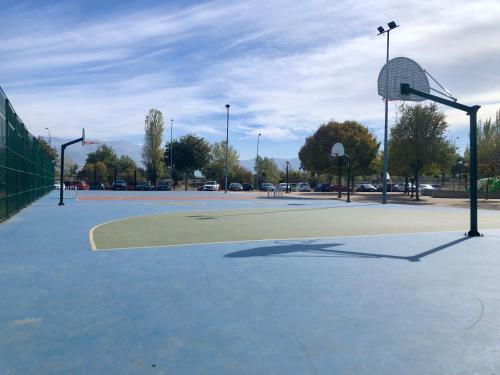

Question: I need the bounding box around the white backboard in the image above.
[378,57,430,101]
[331,143,344,157]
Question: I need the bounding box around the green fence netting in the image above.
[0,87,55,222]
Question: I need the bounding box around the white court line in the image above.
[92,229,487,252]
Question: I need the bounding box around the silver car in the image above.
[297,182,311,192]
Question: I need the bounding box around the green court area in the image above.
[90,206,500,250]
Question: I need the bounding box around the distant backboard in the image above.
[331,143,344,157]
[378,57,429,101]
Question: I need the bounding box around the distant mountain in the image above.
[239,157,301,172]
[50,137,143,167]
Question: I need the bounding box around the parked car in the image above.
[395,182,416,192]
[90,182,105,190]
[259,183,275,191]
[431,184,442,190]
[314,183,332,192]
[419,184,436,193]
[202,181,220,191]
[54,182,65,190]
[74,180,89,190]
[156,181,172,191]
[278,183,293,191]
[136,181,154,191]
[111,180,127,190]
[331,184,352,192]
[242,183,253,191]
[376,183,398,192]
[356,183,377,192]
[297,182,311,192]
[229,182,243,191]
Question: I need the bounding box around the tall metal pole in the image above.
[170,118,174,190]
[224,104,230,193]
[286,161,289,193]
[468,107,479,236]
[256,133,261,189]
[45,127,51,146]
[382,29,390,204]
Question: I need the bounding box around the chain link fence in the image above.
[0,88,55,222]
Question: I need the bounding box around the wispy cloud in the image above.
[2,0,500,158]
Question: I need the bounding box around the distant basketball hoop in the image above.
[331,143,345,158]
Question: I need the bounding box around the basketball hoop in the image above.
[331,143,344,158]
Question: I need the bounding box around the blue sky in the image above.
[2,0,500,160]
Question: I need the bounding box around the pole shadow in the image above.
[224,237,471,262]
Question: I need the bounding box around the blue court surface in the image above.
[1,191,500,374]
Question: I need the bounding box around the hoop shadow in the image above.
[224,237,470,262]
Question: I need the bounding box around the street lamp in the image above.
[224,104,230,194]
[377,20,399,204]
[44,126,51,146]
[256,133,261,189]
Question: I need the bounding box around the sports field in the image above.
[1,190,500,374]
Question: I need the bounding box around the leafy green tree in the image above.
[85,144,119,183]
[116,155,138,184]
[203,141,240,183]
[142,109,165,186]
[231,165,253,184]
[255,156,280,184]
[390,103,448,200]
[36,136,58,161]
[476,115,500,178]
[298,120,379,176]
[83,161,108,184]
[164,134,210,190]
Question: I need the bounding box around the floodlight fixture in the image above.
[388,21,397,29]
[377,26,385,34]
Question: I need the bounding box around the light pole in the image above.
[256,133,261,189]
[378,20,399,204]
[286,161,289,193]
[224,104,230,193]
[44,126,51,146]
[170,118,174,190]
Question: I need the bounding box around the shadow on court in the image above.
[224,237,470,262]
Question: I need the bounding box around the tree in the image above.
[116,155,138,184]
[82,161,108,184]
[64,157,78,179]
[85,144,119,183]
[164,134,210,190]
[142,109,165,186]
[232,165,253,184]
[476,114,500,178]
[298,120,379,177]
[203,141,240,183]
[255,156,280,184]
[86,144,118,167]
[36,136,58,161]
[390,103,448,200]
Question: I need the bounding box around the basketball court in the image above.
[1,190,500,374]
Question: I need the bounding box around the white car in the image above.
[419,184,436,193]
[54,182,65,190]
[202,181,220,191]
[278,183,292,191]
[297,182,311,192]
[396,182,415,192]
